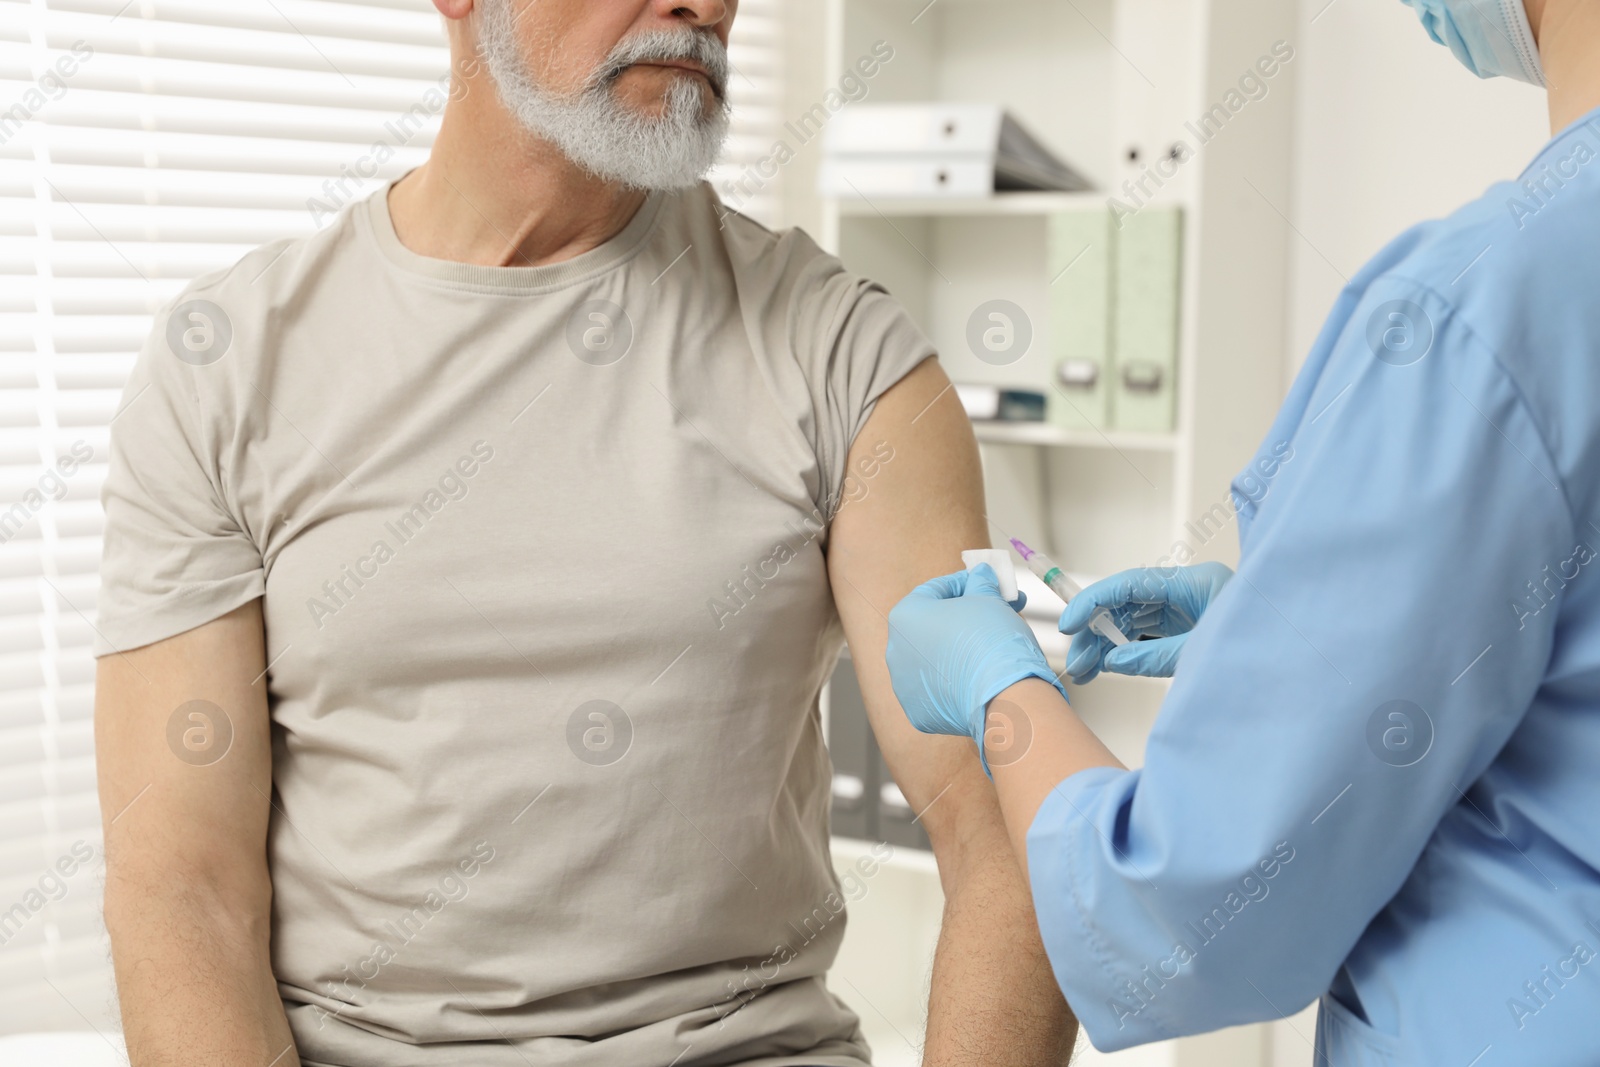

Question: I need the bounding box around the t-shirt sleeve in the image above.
[93,314,264,657]
[790,254,937,518]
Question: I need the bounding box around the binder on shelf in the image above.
[1047,209,1115,431]
[1112,207,1183,433]
[819,157,994,199]
[827,653,871,842]
[956,384,1047,423]
[820,102,1092,199]
[826,653,930,850]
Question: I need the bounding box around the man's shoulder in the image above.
[173,199,367,329]
[677,181,848,298]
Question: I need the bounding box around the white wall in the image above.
[1283,0,1548,378]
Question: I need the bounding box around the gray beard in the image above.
[476,5,733,191]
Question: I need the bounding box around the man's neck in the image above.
[1536,0,1600,134]
[386,95,649,269]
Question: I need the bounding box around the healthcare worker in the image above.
[885,1,1600,1063]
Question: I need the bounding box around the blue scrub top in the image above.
[1029,111,1600,1063]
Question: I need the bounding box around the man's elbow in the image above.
[104,851,273,950]
[912,769,1016,889]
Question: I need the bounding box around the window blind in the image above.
[0,0,783,1036]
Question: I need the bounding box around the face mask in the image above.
[1401,0,1546,87]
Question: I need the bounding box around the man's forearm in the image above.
[922,793,1078,1066]
[94,607,290,1065]
[107,877,299,1067]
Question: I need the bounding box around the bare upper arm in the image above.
[95,600,275,918]
[826,356,998,851]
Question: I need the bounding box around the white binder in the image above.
[821,102,1091,198]
[818,157,994,199]
[825,102,1006,155]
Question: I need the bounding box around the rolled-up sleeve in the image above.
[1027,279,1571,1049]
[94,300,264,657]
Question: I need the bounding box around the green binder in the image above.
[1046,209,1114,431]
[1112,207,1183,433]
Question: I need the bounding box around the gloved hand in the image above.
[1059,562,1234,683]
[886,564,1068,773]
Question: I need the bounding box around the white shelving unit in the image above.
[818,0,1298,1064]
[973,421,1180,451]
[819,0,1294,578]
[834,190,1104,217]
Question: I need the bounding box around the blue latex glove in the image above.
[1059,562,1234,683]
[886,564,1068,772]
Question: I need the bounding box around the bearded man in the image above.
[92,2,1076,1065]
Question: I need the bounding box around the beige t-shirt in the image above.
[94,180,934,1067]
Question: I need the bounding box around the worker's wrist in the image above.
[982,678,1065,771]
[974,670,1059,747]
[988,676,1064,705]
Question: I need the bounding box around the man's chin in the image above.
[569,139,724,193]
[617,103,722,128]
[492,71,729,191]
[611,73,722,120]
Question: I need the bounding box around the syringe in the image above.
[1009,538,1131,647]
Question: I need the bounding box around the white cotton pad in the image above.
[961,549,1018,601]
